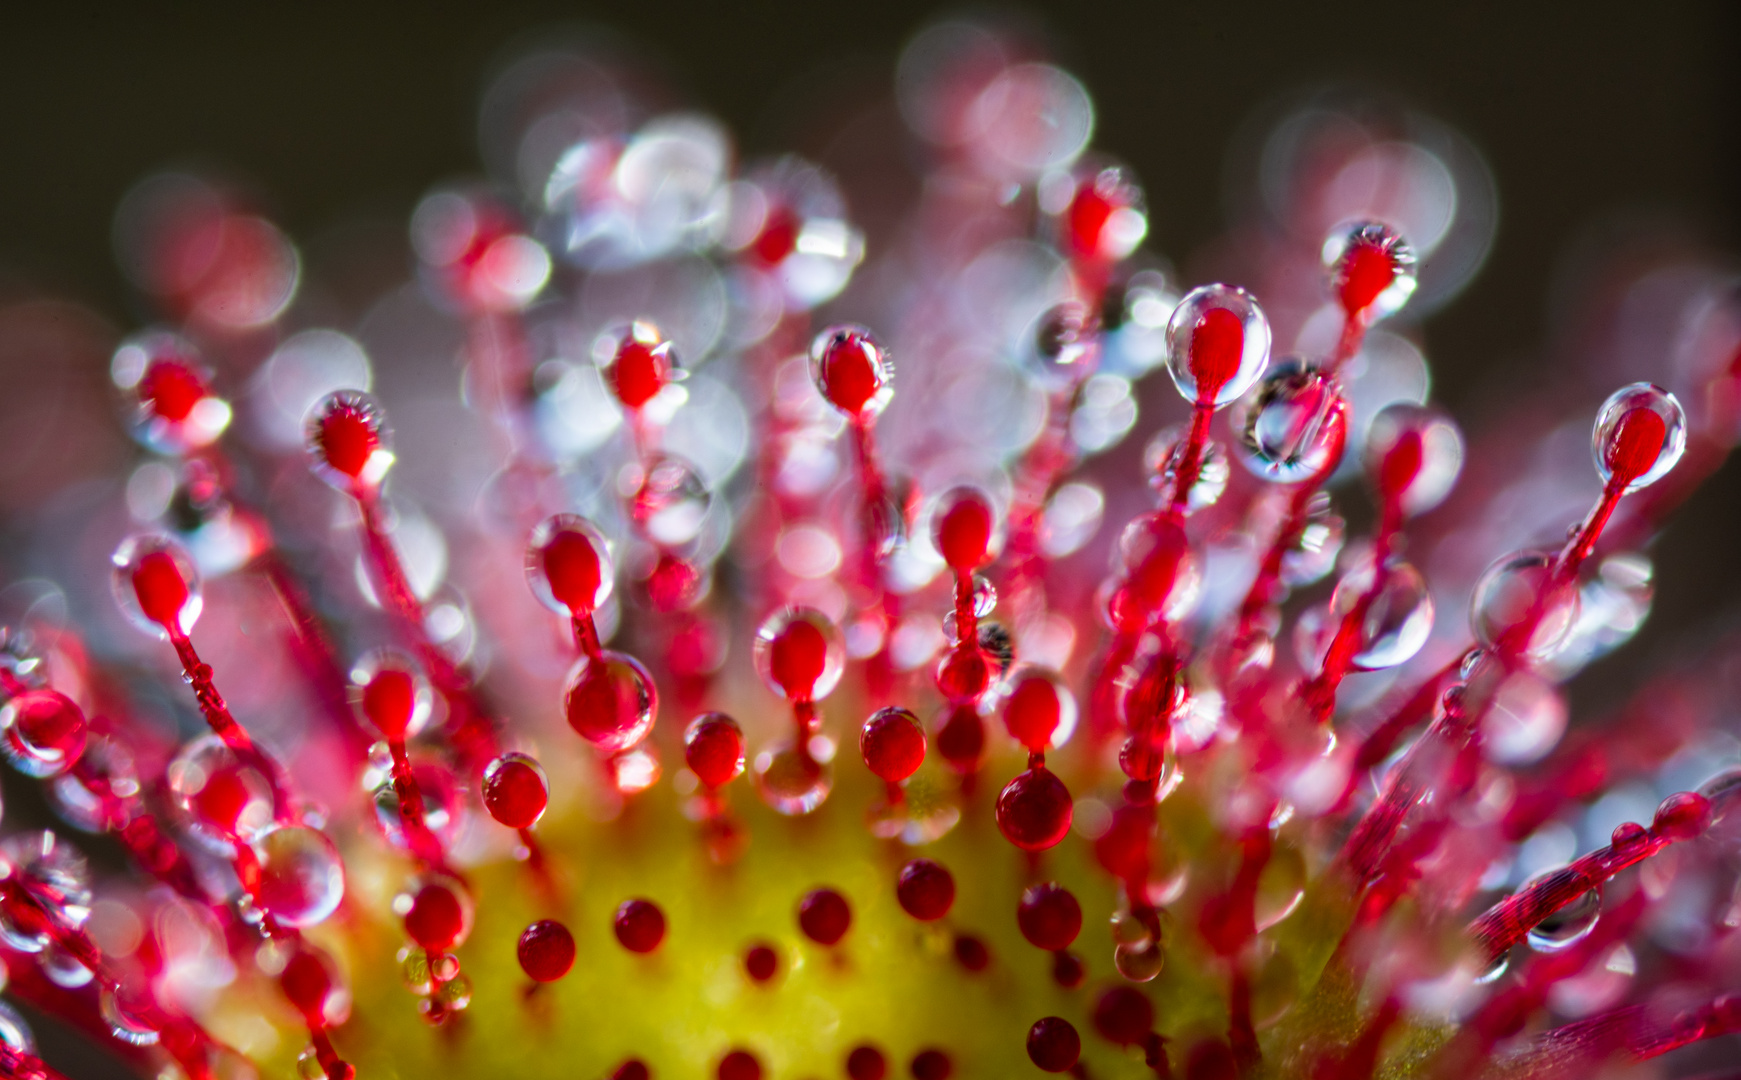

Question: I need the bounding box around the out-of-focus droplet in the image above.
[1235,360,1346,483]
[1471,550,1581,661]
[0,832,91,951]
[252,826,346,929]
[1364,403,1463,515]
[753,608,846,703]
[1164,284,1271,409]
[1325,559,1434,670]
[1522,873,1600,953]
[1144,428,1229,514]
[1323,220,1417,321]
[623,453,710,547]
[168,736,275,854]
[1591,383,1686,493]
[1470,664,1567,766]
[564,650,658,752]
[1059,165,1146,265]
[305,390,394,492]
[753,742,832,815]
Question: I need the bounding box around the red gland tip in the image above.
[895,859,955,921]
[1188,305,1244,403]
[952,934,990,971]
[361,668,418,740]
[482,753,549,830]
[279,948,338,1023]
[611,332,673,409]
[797,887,851,945]
[759,610,835,702]
[140,358,208,423]
[404,881,468,952]
[685,713,746,788]
[132,550,191,628]
[1093,986,1155,1046]
[1004,673,1064,752]
[614,898,666,953]
[812,327,889,416]
[313,397,383,481]
[860,706,926,783]
[1336,238,1400,316]
[910,1049,953,1080]
[541,527,606,615]
[933,488,995,571]
[517,919,576,982]
[1605,406,1668,488]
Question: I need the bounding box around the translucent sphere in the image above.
[1469,663,1567,766]
[753,608,845,703]
[111,332,230,454]
[526,513,614,616]
[1521,872,1600,953]
[1235,359,1347,483]
[1364,403,1463,516]
[1107,514,1201,631]
[482,752,549,829]
[349,650,433,741]
[683,713,745,788]
[563,650,658,752]
[1591,382,1686,493]
[1164,284,1271,409]
[624,453,711,547]
[252,826,345,929]
[1323,221,1418,320]
[753,741,832,815]
[1326,559,1434,670]
[996,766,1073,851]
[1022,302,1100,388]
[929,486,1002,572]
[1471,551,1581,660]
[168,735,275,852]
[1061,165,1147,264]
[0,689,87,778]
[110,534,202,637]
[809,324,892,417]
[1144,427,1229,514]
[305,390,394,492]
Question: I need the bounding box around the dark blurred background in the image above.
[0,1,1736,1074]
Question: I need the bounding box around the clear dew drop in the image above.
[1144,427,1229,514]
[752,742,833,815]
[1524,876,1601,952]
[1471,550,1581,660]
[1591,382,1686,493]
[624,453,712,547]
[1113,940,1165,982]
[1163,284,1271,409]
[1235,360,1345,484]
[1327,559,1434,670]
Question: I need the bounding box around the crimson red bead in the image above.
[361,668,417,740]
[933,489,995,571]
[140,358,208,423]
[541,527,606,614]
[743,943,778,983]
[313,397,381,480]
[718,1050,761,1080]
[132,550,190,628]
[1027,1017,1082,1073]
[952,934,989,972]
[1004,673,1062,751]
[996,766,1073,851]
[846,1045,887,1080]
[909,1049,952,1080]
[763,613,832,702]
[1018,883,1082,951]
[895,859,955,921]
[1093,986,1154,1045]
[1606,407,1668,488]
[798,887,851,945]
[564,650,658,752]
[0,689,87,776]
[1653,790,1712,841]
[861,706,926,783]
[517,919,576,982]
[482,753,549,829]
[614,899,666,953]
[612,1061,650,1080]
[612,334,673,410]
[935,643,993,705]
[811,326,889,417]
[685,713,745,788]
[404,882,467,951]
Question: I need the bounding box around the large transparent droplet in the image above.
[251,826,346,929]
[1591,382,1686,493]
[1469,662,1567,766]
[563,650,658,752]
[1235,359,1346,483]
[0,689,86,778]
[752,608,845,703]
[1470,550,1581,661]
[622,453,711,548]
[0,832,90,952]
[1522,873,1600,953]
[1164,284,1271,409]
[168,735,275,853]
[525,513,614,616]
[110,534,203,638]
[1327,559,1434,670]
